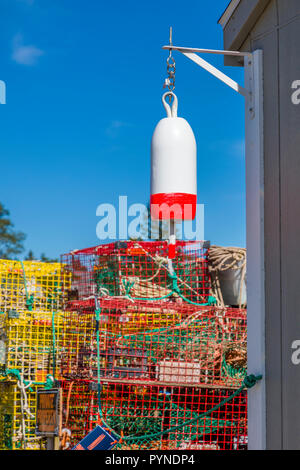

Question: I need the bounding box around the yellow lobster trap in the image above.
[0,260,71,314]
[2,309,64,383]
[0,381,47,450]
[0,260,71,449]
[0,308,64,450]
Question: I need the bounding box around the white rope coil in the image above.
[207,246,246,308]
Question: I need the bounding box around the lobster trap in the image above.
[2,308,64,383]
[0,260,71,313]
[61,241,211,306]
[0,260,72,450]
[0,260,72,383]
[60,379,247,450]
[0,381,47,450]
[59,299,246,389]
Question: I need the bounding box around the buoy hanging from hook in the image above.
[150,91,197,222]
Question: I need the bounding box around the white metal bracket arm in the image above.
[162,45,251,98]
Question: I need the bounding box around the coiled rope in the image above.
[207,246,246,308]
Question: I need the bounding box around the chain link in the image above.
[166,54,176,91]
[163,27,176,102]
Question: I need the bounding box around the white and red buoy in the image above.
[150,92,197,223]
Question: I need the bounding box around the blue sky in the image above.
[0,0,245,259]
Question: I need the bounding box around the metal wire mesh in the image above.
[0,381,46,450]
[59,300,246,389]
[61,241,211,306]
[0,260,71,313]
[58,236,247,452]
[4,309,64,383]
[0,246,248,451]
[60,379,247,450]
[0,260,71,450]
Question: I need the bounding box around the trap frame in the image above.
[61,241,211,307]
[0,381,46,450]
[0,260,71,314]
[0,260,71,450]
[60,379,247,450]
[59,299,247,390]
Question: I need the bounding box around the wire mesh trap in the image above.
[59,299,246,390]
[61,241,211,307]
[0,381,46,450]
[60,379,247,450]
[0,260,71,450]
[0,260,71,314]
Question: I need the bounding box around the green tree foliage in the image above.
[24,250,58,263]
[0,203,58,262]
[0,203,26,259]
[40,253,58,263]
[25,250,35,260]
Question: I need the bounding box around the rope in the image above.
[44,374,55,389]
[222,359,246,380]
[65,382,74,427]
[134,243,205,300]
[0,368,54,389]
[121,274,216,307]
[17,375,36,449]
[92,243,216,306]
[139,255,168,282]
[52,311,56,378]
[20,261,34,311]
[114,309,212,348]
[169,273,217,306]
[94,243,211,305]
[17,378,34,419]
[0,368,55,448]
[60,381,74,450]
[121,278,173,302]
[18,376,27,449]
[93,302,261,445]
[207,246,246,308]
[121,277,175,301]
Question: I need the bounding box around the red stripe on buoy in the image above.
[150,193,197,220]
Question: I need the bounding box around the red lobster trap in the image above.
[59,299,247,390]
[61,241,211,307]
[59,379,247,450]
[57,300,247,450]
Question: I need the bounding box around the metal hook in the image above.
[162,91,178,118]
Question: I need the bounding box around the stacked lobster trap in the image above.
[62,241,211,304]
[59,241,248,450]
[0,260,71,449]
